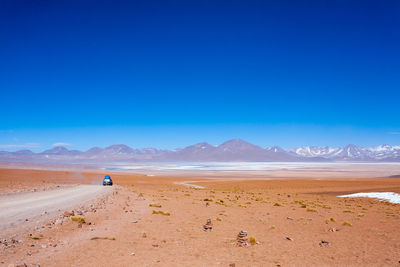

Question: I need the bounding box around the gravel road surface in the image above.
[0,185,112,230]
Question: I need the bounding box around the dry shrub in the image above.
[71,216,86,224]
[343,221,352,226]
[91,236,115,241]
[152,210,171,216]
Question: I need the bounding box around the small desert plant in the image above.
[216,217,222,221]
[28,234,42,240]
[342,221,352,226]
[343,210,353,213]
[91,236,115,240]
[203,198,213,202]
[184,193,191,196]
[245,201,252,205]
[152,210,171,216]
[249,236,257,245]
[329,217,336,222]
[358,213,365,217]
[71,216,86,224]
[306,208,317,212]
[273,202,281,207]
[215,199,226,205]
[149,203,162,208]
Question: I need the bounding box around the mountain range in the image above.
[1,139,400,163]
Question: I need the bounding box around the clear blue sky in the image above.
[1,0,399,151]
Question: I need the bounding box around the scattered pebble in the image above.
[285,237,294,241]
[320,240,330,246]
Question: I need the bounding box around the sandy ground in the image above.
[0,185,112,231]
[1,164,400,266]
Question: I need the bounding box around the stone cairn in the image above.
[203,219,213,231]
[236,230,249,247]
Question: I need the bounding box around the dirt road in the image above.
[0,185,112,230]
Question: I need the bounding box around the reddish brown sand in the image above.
[1,166,400,266]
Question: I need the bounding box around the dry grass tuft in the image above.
[28,235,42,240]
[91,236,116,241]
[342,221,352,226]
[152,210,171,216]
[149,203,162,208]
[71,216,86,224]
[249,236,257,245]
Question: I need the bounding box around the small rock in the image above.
[62,211,74,217]
[130,252,135,256]
[285,237,294,241]
[203,219,213,232]
[229,263,235,267]
[320,240,330,246]
[41,244,47,248]
[131,220,138,223]
[287,217,293,220]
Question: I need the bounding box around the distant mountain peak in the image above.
[1,140,400,163]
[41,146,70,154]
[219,139,260,149]
[266,146,285,153]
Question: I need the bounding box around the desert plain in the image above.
[1,163,400,266]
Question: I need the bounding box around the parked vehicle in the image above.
[103,175,113,186]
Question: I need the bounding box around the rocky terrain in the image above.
[1,166,400,266]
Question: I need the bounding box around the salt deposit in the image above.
[338,192,400,204]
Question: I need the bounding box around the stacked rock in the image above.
[203,219,213,231]
[236,230,249,247]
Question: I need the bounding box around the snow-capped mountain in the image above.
[289,144,400,161]
[367,144,400,160]
[288,146,341,158]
